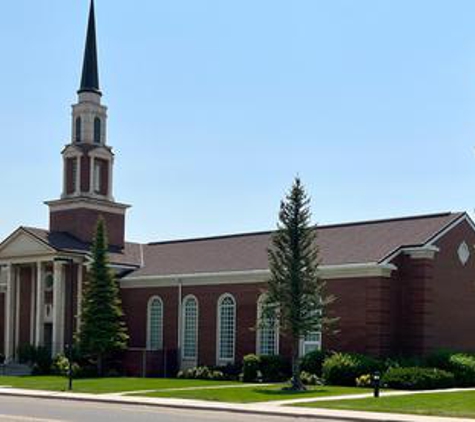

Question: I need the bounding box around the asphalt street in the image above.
[0,395,340,422]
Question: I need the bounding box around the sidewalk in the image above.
[0,386,473,422]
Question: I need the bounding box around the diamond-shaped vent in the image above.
[458,241,470,266]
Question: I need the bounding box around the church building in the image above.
[1,2,475,376]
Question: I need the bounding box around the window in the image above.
[94,161,102,193]
[257,295,279,356]
[94,117,101,144]
[182,296,198,360]
[75,117,82,142]
[301,332,322,356]
[217,294,236,362]
[44,273,54,292]
[147,297,163,351]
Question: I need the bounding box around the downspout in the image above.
[177,278,182,370]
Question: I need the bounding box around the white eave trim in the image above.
[120,263,397,289]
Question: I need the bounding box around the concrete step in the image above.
[0,364,32,377]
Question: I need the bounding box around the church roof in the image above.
[22,227,142,269]
[78,0,101,95]
[17,212,467,278]
[128,211,465,278]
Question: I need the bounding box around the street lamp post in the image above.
[54,257,75,391]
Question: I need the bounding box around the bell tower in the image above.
[46,0,130,248]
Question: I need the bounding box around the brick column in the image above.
[399,248,437,356]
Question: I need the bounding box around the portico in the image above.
[0,228,85,362]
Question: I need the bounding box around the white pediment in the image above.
[0,229,55,259]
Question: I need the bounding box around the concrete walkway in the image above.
[0,386,473,422]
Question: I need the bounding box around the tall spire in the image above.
[78,0,101,95]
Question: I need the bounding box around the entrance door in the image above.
[44,323,53,354]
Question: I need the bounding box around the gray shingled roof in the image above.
[21,212,466,278]
[129,212,464,278]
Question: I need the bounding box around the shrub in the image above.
[322,353,382,386]
[242,354,261,382]
[300,350,326,377]
[16,345,52,375]
[177,366,225,381]
[355,374,373,388]
[51,354,81,378]
[382,367,455,390]
[426,350,475,387]
[215,362,242,380]
[0,353,4,365]
[259,355,291,382]
[300,371,322,386]
[241,354,291,383]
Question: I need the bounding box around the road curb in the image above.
[0,389,468,422]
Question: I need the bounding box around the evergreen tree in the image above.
[264,177,334,391]
[79,218,129,375]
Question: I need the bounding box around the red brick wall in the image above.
[50,208,125,248]
[427,219,475,353]
[0,292,4,355]
[120,276,395,374]
[80,156,90,193]
[18,266,33,347]
[323,276,395,356]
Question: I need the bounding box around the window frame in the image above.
[146,296,164,351]
[216,293,237,364]
[181,295,199,361]
[256,294,279,356]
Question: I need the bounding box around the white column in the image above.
[35,262,45,347]
[107,159,113,200]
[89,156,95,194]
[4,264,14,362]
[52,262,64,355]
[75,157,81,196]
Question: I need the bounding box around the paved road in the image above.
[0,395,339,422]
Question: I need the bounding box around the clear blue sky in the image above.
[1,0,475,243]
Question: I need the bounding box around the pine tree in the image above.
[264,177,334,391]
[79,218,129,375]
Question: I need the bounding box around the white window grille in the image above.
[301,332,322,356]
[182,296,198,360]
[217,294,236,362]
[147,296,163,351]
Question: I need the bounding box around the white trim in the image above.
[30,264,36,345]
[181,294,199,363]
[121,263,397,289]
[146,295,164,351]
[0,228,57,259]
[426,213,475,247]
[216,293,236,365]
[35,262,45,347]
[45,197,130,213]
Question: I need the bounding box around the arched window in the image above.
[147,296,163,351]
[256,295,279,356]
[94,117,101,144]
[182,295,198,360]
[217,294,236,362]
[75,117,82,142]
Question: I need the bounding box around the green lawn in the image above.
[297,390,475,419]
[0,376,237,394]
[138,385,372,403]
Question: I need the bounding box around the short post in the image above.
[372,371,381,398]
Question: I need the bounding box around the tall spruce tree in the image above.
[79,218,129,375]
[264,177,334,391]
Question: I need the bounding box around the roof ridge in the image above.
[147,211,460,246]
